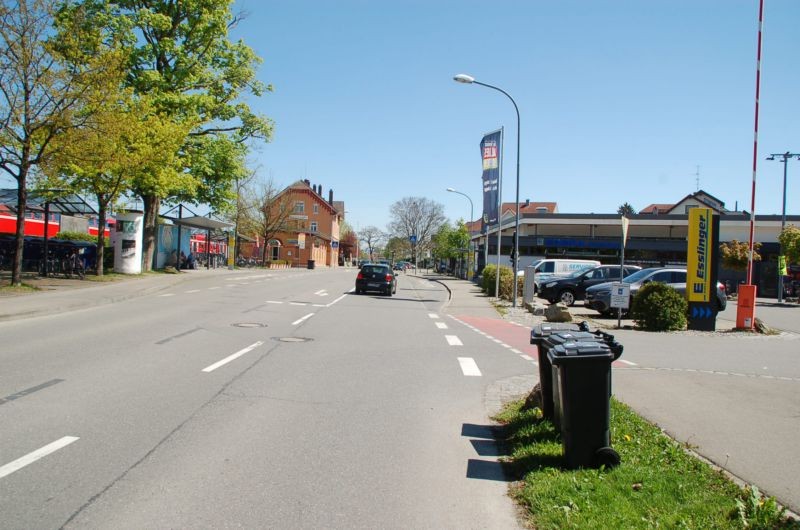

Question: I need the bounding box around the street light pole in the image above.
[454,74,522,307]
[766,151,799,303]
[447,187,474,280]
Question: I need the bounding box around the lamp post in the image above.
[766,151,800,303]
[454,73,522,307]
[447,187,474,280]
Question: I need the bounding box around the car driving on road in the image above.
[538,264,642,306]
[355,264,397,296]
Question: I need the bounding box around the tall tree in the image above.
[82,0,274,270]
[388,196,446,263]
[359,225,385,261]
[617,202,636,217]
[250,179,293,264]
[0,0,117,285]
[720,239,762,272]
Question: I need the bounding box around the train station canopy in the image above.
[0,189,97,215]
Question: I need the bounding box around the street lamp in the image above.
[766,151,800,303]
[454,73,522,307]
[447,187,474,280]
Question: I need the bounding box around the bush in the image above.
[55,231,105,244]
[631,282,687,331]
[482,264,497,295]
[482,264,523,300]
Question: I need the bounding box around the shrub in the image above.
[631,282,687,331]
[482,264,497,295]
[55,231,105,244]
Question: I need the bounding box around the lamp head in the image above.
[766,156,775,160]
[446,187,456,192]
[453,74,475,84]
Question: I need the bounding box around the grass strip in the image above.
[494,397,798,529]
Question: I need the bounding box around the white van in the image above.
[525,259,601,293]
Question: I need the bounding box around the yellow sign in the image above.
[779,255,787,276]
[686,208,713,302]
[227,234,235,267]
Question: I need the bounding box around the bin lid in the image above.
[548,340,615,363]
[548,329,623,359]
[530,321,589,344]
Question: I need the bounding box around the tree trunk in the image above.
[142,194,160,272]
[11,182,27,287]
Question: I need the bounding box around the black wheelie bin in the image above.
[548,336,623,469]
[530,322,590,422]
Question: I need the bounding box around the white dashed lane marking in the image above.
[445,335,463,346]
[292,313,315,326]
[0,437,80,479]
[435,322,448,329]
[202,341,263,373]
[428,313,439,319]
[458,357,482,376]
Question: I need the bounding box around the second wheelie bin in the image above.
[530,322,589,421]
[548,338,623,469]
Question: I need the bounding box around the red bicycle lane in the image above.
[448,314,632,369]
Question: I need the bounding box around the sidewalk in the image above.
[0,268,226,322]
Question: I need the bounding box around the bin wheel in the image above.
[594,447,620,469]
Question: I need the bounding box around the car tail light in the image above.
[386,274,393,281]
[357,272,364,280]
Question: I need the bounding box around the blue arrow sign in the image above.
[691,306,713,318]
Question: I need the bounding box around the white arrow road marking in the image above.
[292,313,315,326]
[445,335,463,346]
[202,341,264,373]
[0,436,80,479]
[457,357,482,376]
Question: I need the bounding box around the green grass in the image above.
[494,398,798,529]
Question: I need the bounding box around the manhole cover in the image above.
[232,322,267,328]
[275,337,312,343]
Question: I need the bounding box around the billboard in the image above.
[480,130,501,225]
[687,208,713,303]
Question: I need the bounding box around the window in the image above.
[271,246,280,260]
[685,205,697,214]
[541,262,555,273]
[294,201,305,214]
[310,221,318,232]
[313,203,319,214]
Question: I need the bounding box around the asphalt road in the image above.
[0,269,526,529]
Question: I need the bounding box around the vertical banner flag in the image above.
[481,130,501,225]
[687,208,713,302]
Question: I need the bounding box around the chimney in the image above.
[303,179,310,187]
[328,189,334,205]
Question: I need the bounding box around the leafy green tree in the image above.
[778,225,800,265]
[720,239,762,272]
[74,0,275,270]
[617,202,636,217]
[0,0,121,285]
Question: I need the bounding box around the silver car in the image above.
[585,267,727,315]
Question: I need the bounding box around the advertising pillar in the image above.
[113,211,144,274]
[686,209,720,331]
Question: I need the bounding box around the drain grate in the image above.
[232,322,267,328]
[275,337,312,343]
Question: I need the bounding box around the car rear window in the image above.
[362,265,389,274]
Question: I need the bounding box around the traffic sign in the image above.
[409,235,417,244]
[610,283,630,309]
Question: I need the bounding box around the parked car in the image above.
[537,264,642,306]
[355,264,397,296]
[585,267,727,315]
[526,258,601,292]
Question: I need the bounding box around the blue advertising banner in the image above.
[480,130,501,225]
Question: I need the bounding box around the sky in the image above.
[3,1,798,235]
[231,0,800,234]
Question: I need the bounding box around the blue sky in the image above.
[232,0,800,233]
